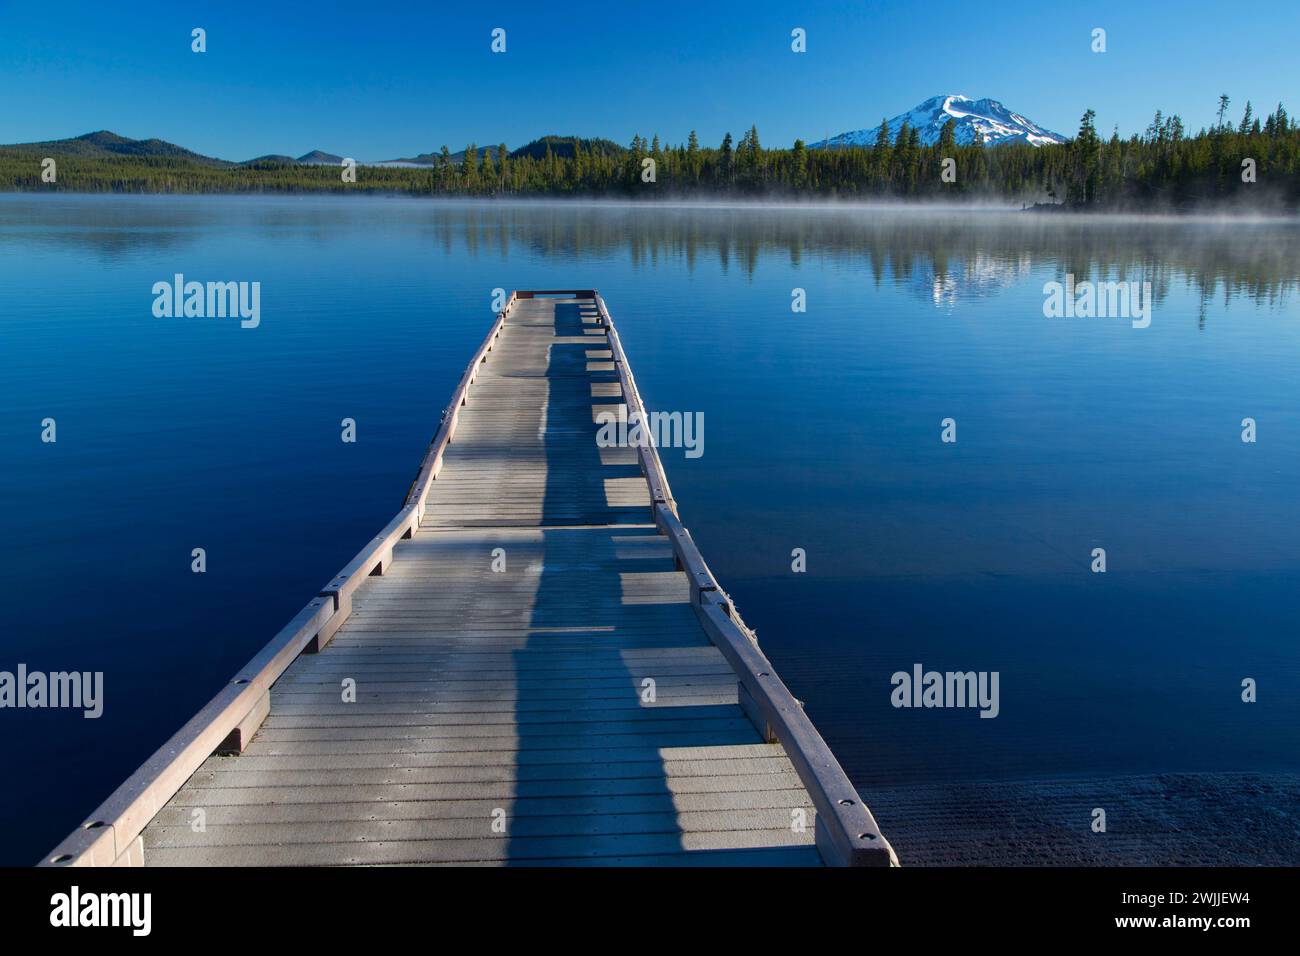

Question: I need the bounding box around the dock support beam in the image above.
[215,690,270,755]
[308,592,348,653]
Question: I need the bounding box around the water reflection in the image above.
[4,197,1298,313]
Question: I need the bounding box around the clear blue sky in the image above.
[2,0,1296,159]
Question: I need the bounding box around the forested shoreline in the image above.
[3,102,1297,210]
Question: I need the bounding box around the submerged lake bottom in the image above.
[2,195,1298,865]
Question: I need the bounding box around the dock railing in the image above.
[597,293,897,867]
[41,295,517,868]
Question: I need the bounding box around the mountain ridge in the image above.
[0,130,232,165]
[811,95,1068,149]
[0,132,632,167]
[4,112,1070,168]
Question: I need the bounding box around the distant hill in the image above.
[383,146,504,166]
[509,136,625,160]
[0,130,230,165]
[382,148,475,166]
[3,131,630,170]
[240,154,299,166]
[296,149,345,165]
[0,133,368,169]
[382,138,627,166]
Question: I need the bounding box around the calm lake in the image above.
[3,194,1299,864]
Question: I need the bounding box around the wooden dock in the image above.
[43,291,896,867]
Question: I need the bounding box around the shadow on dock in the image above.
[504,299,815,865]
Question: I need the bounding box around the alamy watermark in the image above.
[50,886,150,936]
[152,274,261,328]
[1043,274,1152,329]
[890,663,1000,718]
[596,406,704,458]
[1,665,103,718]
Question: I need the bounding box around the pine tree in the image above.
[873,118,891,151]
[1065,110,1101,205]
[906,126,920,191]
[891,121,911,190]
[872,118,892,185]
[938,117,957,151]
[791,139,808,189]
[461,143,478,191]
[1146,111,1164,144]
[437,145,451,192]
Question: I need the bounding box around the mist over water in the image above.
[2,194,1298,863]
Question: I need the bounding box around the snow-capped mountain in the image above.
[811,95,1068,149]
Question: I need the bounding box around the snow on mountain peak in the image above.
[810,95,1068,149]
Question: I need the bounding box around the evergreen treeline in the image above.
[3,99,1297,208]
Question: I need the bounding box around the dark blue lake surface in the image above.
[2,195,1299,864]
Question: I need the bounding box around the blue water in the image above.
[2,195,1299,864]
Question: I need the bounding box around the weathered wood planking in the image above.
[43,291,895,867]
